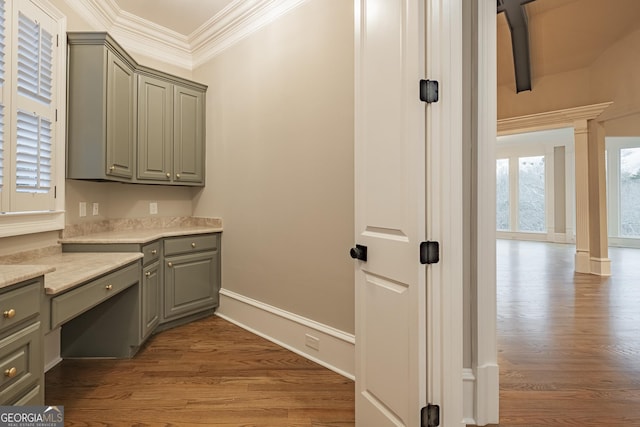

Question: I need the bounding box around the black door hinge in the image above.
[421,404,440,427]
[420,241,440,265]
[419,79,439,103]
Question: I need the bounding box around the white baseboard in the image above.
[216,288,355,380]
[463,368,476,425]
[463,363,500,426]
[44,328,62,372]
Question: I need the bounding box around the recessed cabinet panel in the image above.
[106,51,134,179]
[141,261,160,339]
[164,251,218,321]
[138,76,173,181]
[173,85,204,184]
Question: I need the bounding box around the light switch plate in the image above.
[79,202,86,217]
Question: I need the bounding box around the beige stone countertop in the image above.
[0,265,55,289]
[60,226,223,244]
[8,252,143,295]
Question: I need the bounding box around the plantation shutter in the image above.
[0,0,5,210]
[15,10,52,194]
[11,0,57,211]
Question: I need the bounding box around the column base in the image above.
[590,257,611,276]
[575,251,591,274]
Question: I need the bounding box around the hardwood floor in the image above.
[493,240,640,427]
[45,240,640,426]
[45,315,355,426]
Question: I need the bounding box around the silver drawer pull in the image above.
[105,284,113,291]
[4,367,17,378]
[145,271,151,277]
[109,165,115,172]
[166,172,170,178]
[151,249,157,255]
[3,309,15,319]
[167,262,173,268]
[191,242,196,248]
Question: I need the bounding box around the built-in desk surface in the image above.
[12,252,143,295]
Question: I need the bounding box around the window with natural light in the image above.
[620,147,640,238]
[496,158,509,231]
[518,155,545,233]
[0,0,65,237]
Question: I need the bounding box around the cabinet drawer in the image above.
[0,322,41,405]
[12,385,42,406]
[51,262,139,329]
[142,241,161,265]
[164,234,218,256]
[0,282,40,333]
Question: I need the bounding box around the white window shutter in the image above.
[11,0,57,211]
[0,0,5,196]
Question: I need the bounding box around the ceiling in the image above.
[498,0,640,88]
[113,0,235,36]
[107,0,640,85]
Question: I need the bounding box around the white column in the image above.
[573,119,591,273]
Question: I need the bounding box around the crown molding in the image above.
[64,0,310,70]
[497,102,613,135]
[190,0,309,68]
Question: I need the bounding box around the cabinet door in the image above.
[164,251,217,321]
[141,261,160,339]
[137,75,173,182]
[106,50,134,179]
[173,85,204,184]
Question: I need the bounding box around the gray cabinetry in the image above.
[67,32,206,186]
[137,75,205,185]
[62,232,221,337]
[141,241,161,339]
[54,262,141,359]
[67,33,135,181]
[0,279,43,405]
[173,85,205,184]
[163,234,220,322]
[137,75,173,182]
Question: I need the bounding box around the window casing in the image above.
[0,0,65,237]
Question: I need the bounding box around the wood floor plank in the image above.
[490,240,640,427]
[45,315,355,426]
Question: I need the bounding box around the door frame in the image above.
[424,0,499,425]
[424,0,465,424]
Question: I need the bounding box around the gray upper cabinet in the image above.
[67,33,135,181]
[137,75,205,185]
[67,32,207,186]
[137,75,173,182]
[173,85,205,184]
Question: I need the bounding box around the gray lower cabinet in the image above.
[141,241,161,339]
[62,232,221,339]
[67,33,135,181]
[162,234,220,322]
[0,279,44,405]
[54,262,141,359]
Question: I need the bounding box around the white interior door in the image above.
[354,0,426,425]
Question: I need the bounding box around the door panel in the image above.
[106,51,134,179]
[354,0,426,425]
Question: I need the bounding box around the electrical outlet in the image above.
[149,202,158,215]
[305,334,320,351]
[79,202,86,217]
[92,202,99,216]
